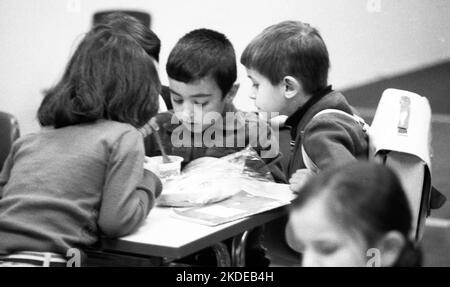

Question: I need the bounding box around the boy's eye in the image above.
[171,96,183,104]
[252,83,259,89]
[194,101,208,107]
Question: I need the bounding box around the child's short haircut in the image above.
[241,20,329,95]
[38,23,161,129]
[98,12,161,62]
[166,29,237,97]
[292,162,421,267]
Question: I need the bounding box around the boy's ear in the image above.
[282,76,301,99]
[224,83,240,103]
[376,231,405,267]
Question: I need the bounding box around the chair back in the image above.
[0,111,20,171]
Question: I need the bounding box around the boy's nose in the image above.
[181,102,202,123]
[176,102,194,123]
[182,110,194,122]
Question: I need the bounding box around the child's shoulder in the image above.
[299,90,355,129]
[307,109,357,128]
[302,107,368,153]
[82,120,143,144]
[8,132,37,152]
[93,120,138,134]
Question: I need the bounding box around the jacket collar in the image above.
[285,85,333,139]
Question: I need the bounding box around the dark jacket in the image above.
[285,86,369,178]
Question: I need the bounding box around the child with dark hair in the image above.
[287,162,422,267]
[166,28,237,101]
[97,11,171,112]
[0,19,162,266]
[144,28,284,266]
[144,28,282,175]
[241,20,368,189]
[240,20,369,260]
[97,12,161,61]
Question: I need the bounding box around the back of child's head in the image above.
[38,21,161,129]
[241,20,329,95]
[97,12,161,61]
[166,28,237,97]
[292,161,421,267]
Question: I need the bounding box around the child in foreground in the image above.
[287,161,422,267]
[0,18,162,266]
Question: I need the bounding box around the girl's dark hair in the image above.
[292,161,422,267]
[97,12,161,62]
[38,22,161,128]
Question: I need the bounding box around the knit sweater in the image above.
[0,120,162,255]
[143,105,287,183]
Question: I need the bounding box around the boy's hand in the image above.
[289,169,315,192]
[138,117,160,137]
[270,115,288,127]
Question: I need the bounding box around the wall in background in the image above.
[1,0,449,134]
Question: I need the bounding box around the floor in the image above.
[265,60,450,267]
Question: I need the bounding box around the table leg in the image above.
[231,230,250,267]
[211,242,232,267]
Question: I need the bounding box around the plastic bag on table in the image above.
[157,146,274,207]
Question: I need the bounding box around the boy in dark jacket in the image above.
[144,28,284,266]
[240,20,368,190]
[241,21,368,258]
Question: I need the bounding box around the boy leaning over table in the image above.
[141,28,287,267]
